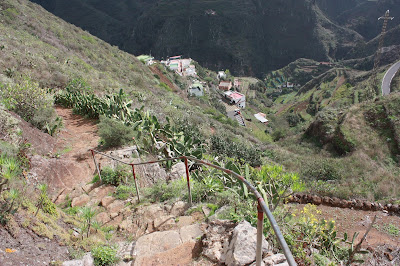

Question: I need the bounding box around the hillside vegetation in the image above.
[0,0,399,264]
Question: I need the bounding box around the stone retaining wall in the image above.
[288,193,400,215]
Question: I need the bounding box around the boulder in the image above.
[132,224,204,265]
[96,212,111,225]
[179,224,205,243]
[107,200,125,213]
[118,219,134,232]
[176,216,194,227]
[202,220,236,262]
[223,220,271,265]
[133,231,182,258]
[100,196,115,207]
[89,185,116,200]
[153,215,175,231]
[168,162,187,181]
[170,201,188,216]
[71,194,90,207]
[108,214,124,227]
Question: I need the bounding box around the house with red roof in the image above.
[224,91,246,108]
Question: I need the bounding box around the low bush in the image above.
[210,134,262,166]
[91,245,118,266]
[100,166,130,186]
[0,80,61,135]
[114,185,136,200]
[98,116,135,148]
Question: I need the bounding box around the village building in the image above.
[224,91,246,108]
[234,78,241,88]
[254,112,269,124]
[164,56,196,76]
[217,71,227,80]
[219,80,232,91]
[188,82,204,97]
[287,82,294,88]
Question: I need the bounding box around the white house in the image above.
[188,83,204,97]
[287,82,294,88]
[184,65,196,76]
[224,91,246,109]
[218,71,227,80]
[254,112,269,124]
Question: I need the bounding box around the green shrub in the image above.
[114,185,136,200]
[301,158,343,181]
[91,245,118,266]
[143,179,187,203]
[210,134,262,166]
[100,165,130,186]
[0,79,58,132]
[98,116,134,148]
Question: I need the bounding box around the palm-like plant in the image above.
[80,207,96,237]
[0,155,20,194]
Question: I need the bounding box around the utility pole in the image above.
[372,10,394,95]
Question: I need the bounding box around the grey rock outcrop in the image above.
[223,220,271,265]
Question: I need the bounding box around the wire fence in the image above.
[90,149,297,266]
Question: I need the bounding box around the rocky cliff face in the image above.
[30,0,370,77]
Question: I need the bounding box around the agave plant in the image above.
[0,155,20,194]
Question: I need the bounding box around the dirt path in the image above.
[29,107,100,195]
[53,107,100,188]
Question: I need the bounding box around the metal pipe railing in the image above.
[89,150,296,266]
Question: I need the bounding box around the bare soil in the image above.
[293,204,400,264]
[28,107,100,196]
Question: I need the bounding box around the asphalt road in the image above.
[382,60,400,96]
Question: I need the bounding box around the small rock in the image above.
[311,195,322,205]
[263,253,286,266]
[107,200,125,213]
[96,212,111,225]
[202,206,211,217]
[89,185,116,200]
[384,252,394,261]
[55,194,66,205]
[176,216,194,227]
[82,183,97,194]
[71,194,90,207]
[179,224,204,243]
[109,215,124,227]
[170,201,188,216]
[101,196,115,207]
[110,212,119,219]
[153,215,175,231]
[118,219,133,232]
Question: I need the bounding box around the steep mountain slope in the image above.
[30,0,362,77]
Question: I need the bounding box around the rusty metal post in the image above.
[184,157,192,205]
[91,149,102,182]
[256,202,264,266]
[131,164,140,202]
